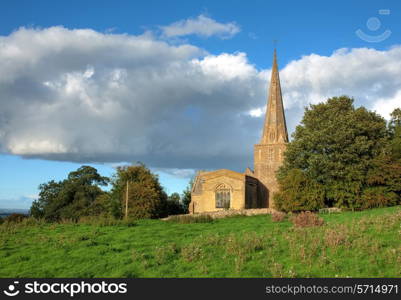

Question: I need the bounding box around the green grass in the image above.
[0,206,400,278]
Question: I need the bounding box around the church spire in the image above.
[260,49,288,144]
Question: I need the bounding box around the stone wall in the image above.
[164,208,275,220]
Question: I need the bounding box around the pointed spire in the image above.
[260,49,288,144]
[273,48,278,70]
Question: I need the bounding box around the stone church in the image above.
[189,50,288,213]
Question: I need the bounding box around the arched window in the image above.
[215,184,231,208]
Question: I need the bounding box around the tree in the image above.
[389,108,401,160]
[181,179,193,213]
[87,193,122,218]
[360,109,401,208]
[275,96,398,211]
[274,169,325,212]
[166,192,185,215]
[30,166,110,221]
[110,163,168,219]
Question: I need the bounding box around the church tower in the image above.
[254,49,288,208]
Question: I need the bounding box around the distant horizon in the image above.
[0,208,29,212]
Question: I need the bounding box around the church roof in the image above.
[200,169,245,180]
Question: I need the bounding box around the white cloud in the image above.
[0,27,400,174]
[372,90,401,119]
[160,14,240,39]
[0,26,263,171]
[154,168,196,179]
[280,47,401,117]
[248,108,263,118]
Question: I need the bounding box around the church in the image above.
[189,50,288,213]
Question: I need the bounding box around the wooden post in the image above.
[125,181,129,219]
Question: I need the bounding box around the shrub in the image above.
[291,211,324,228]
[271,211,286,222]
[4,213,28,223]
[167,214,213,224]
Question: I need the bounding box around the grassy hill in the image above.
[0,206,400,278]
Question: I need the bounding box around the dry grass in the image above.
[324,225,348,247]
[181,244,203,262]
[291,211,325,228]
[271,211,287,222]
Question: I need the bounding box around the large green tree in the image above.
[30,166,110,221]
[110,163,168,219]
[274,96,401,211]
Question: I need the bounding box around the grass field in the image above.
[0,206,400,278]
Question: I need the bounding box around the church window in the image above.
[215,188,230,208]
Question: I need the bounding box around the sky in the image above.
[1,0,401,209]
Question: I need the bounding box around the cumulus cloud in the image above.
[160,14,240,39]
[279,47,401,118]
[0,26,264,171]
[0,26,400,175]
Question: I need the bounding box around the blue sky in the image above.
[1,0,400,208]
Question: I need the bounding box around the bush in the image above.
[167,214,213,224]
[3,213,28,223]
[291,211,324,228]
[271,211,286,222]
